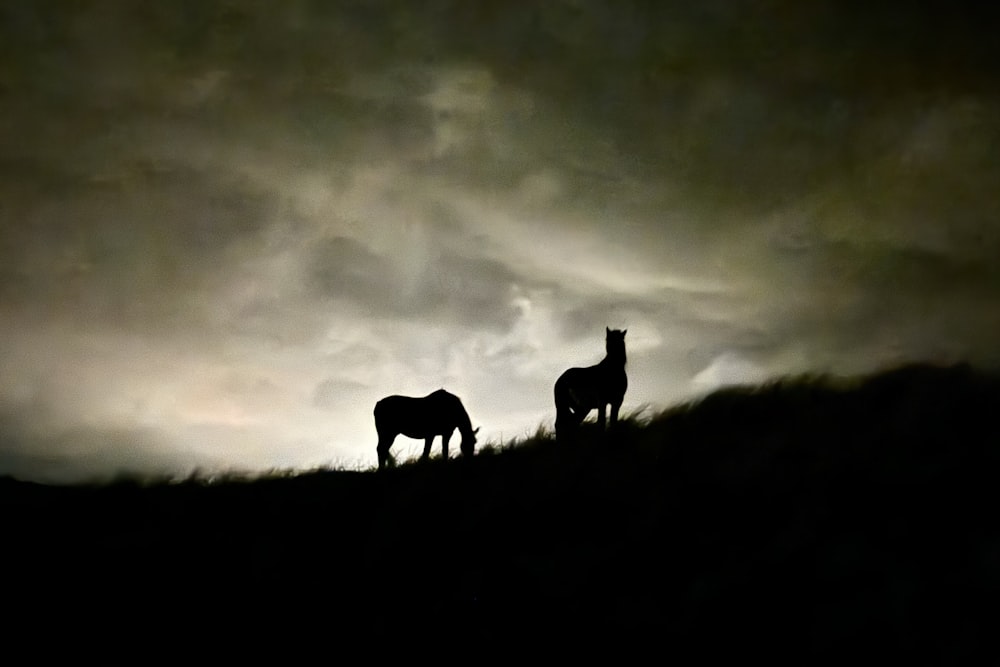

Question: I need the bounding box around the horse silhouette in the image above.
[554,327,628,442]
[374,389,479,470]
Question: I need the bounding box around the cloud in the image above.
[313,378,371,410]
[693,352,771,392]
[306,234,528,331]
[2,1,999,481]
[0,159,279,333]
[0,409,220,484]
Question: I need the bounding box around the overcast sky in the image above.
[2,1,999,483]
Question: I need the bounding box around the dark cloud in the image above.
[462,1,1000,214]
[307,235,531,332]
[2,0,999,481]
[744,240,1000,374]
[6,1,997,219]
[308,236,396,307]
[0,162,276,332]
[836,246,1000,362]
[554,294,662,342]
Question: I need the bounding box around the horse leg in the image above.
[441,430,452,461]
[422,436,434,461]
[610,400,621,429]
[598,403,607,430]
[556,406,584,444]
[377,433,395,470]
[555,406,572,444]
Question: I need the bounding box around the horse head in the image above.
[606,327,627,363]
[461,426,480,457]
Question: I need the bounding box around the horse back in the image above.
[374,391,464,438]
[555,364,627,407]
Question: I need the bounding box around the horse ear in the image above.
[623,329,627,335]
[606,326,611,334]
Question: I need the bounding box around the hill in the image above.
[3,361,1000,656]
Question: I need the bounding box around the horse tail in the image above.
[373,398,389,433]
[554,376,567,413]
[554,373,579,442]
[554,371,581,412]
[373,398,391,470]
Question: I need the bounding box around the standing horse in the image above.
[554,328,628,442]
[374,389,479,470]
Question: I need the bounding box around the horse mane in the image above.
[428,389,474,437]
[452,393,475,438]
[374,388,478,469]
[553,327,628,443]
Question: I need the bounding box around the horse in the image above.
[374,389,479,470]
[554,327,628,442]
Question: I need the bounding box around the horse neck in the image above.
[455,407,474,439]
[601,347,626,368]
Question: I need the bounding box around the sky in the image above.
[2,0,999,483]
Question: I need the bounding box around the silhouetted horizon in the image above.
[3,2,999,484]
[5,359,1000,657]
[0,357,991,485]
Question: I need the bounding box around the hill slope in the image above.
[3,362,1000,655]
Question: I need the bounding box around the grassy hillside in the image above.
[4,361,1000,656]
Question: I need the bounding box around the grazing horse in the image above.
[374,389,479,470]
[554,327,628,442]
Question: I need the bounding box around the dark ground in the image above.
[3,362,999,657]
